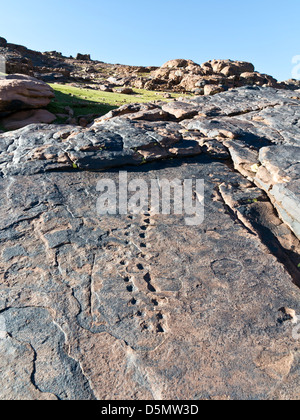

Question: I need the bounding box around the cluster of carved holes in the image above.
[119,211,165,333]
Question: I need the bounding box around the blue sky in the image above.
[1,0,300,81]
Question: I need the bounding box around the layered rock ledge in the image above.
[0,74,55,131]
[0,86,299,400]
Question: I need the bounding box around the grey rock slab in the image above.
[236,104,300,146]
[161,101,200,120]
[0,334,58,400]
[223,139,259,179]
[0,158,299,400]
[184,115,283,148]
[186,86,300,117]
[0,119,185,176]
[2,307,96,400]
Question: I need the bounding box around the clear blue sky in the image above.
[1,0,300,81]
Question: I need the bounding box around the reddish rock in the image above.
[204,84,225,96]
[161,59,197,69]
[0,74,54,113]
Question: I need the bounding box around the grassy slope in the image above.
[47,83,191,123]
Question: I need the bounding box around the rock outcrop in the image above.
[148,58,280,94]
[1,37,300,95]
[0,74,54,112]
[0,74,55,130]
[0,86,299,400]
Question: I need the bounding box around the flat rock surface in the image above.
[0,86,300,400]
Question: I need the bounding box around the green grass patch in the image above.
[47,83,192,121]
[47,84,117,120]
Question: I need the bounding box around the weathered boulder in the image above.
[179,75,206,92]
[239,72,279,88]
[201,61,214,75]
[144,78,167,91]
[0,74,54,114]
[161,59,198,69]
[5,58,34,76]
[210,59,255,75]
[280,79,300,90]
[97,83,113,92]
[113,87,134,95]
[204,84,225,96]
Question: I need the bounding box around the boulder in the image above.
[144,78,166,90]
[180,75,206,92]
[281,79,300,90]
[5,60,33,76]
[44,51,63,58]
[0,74,54,114]
[37,72,67,83]
[153,68,171,79]
[132,78,146,89]
[239,72,278,88]
[201,61,214,75]
[107,76,126,86]
[204,84,225,96]
[161,59,197,69]
[220,65,237,77]
[114,87,134,95]
[211,59,255,75]
[98,84,114,92]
